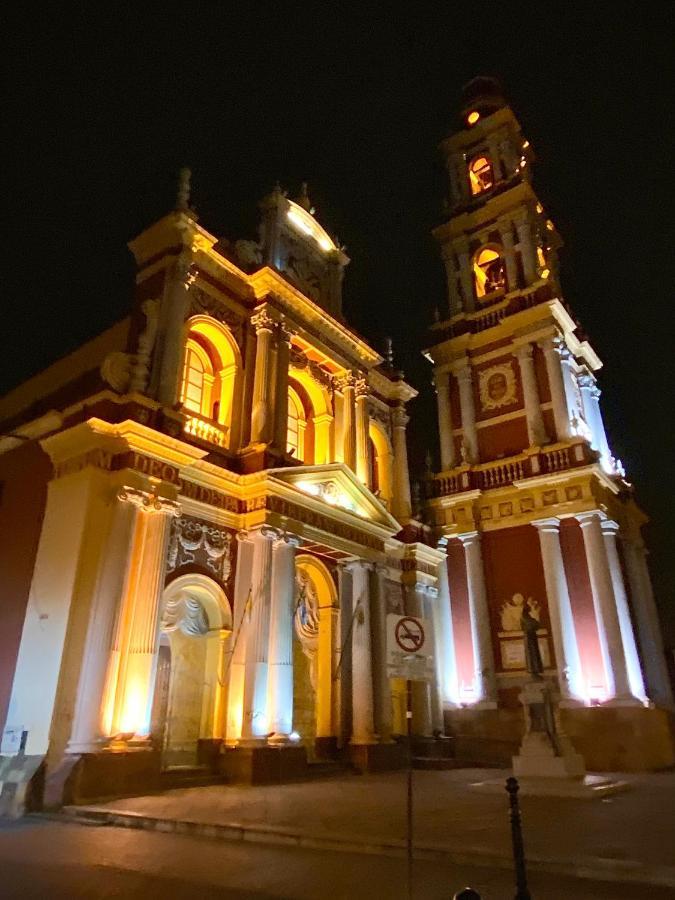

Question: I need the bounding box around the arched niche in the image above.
[368,418,394,509]
[288,365,334,463]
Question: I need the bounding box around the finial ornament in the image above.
[296,181,313,213]
[385,337,394,368]
[176,167,191,211]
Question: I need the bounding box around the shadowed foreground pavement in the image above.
[1,818,674,899]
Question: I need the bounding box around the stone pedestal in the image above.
[512,680,585,779]
[220,744,308,785]
[348,741,407,773]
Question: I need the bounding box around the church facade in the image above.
[0,80,673,813]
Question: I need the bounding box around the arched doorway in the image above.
[151,574,232,768]
[293,556,339,759]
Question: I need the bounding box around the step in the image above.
[412,757,465,771]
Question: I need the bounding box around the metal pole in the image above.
[406,678,413,900]
[505,776,531,900]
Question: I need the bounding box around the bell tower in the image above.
[423,79,674,767]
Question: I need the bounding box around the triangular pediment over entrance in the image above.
[267,463,401,533]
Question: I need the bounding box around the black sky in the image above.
[4,6,674,636]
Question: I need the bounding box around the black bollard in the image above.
[506,776,531,900]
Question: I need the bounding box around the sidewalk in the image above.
[63,768,675,888]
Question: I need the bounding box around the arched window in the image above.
[287,386,306,460]
[179,317,242,449]
[469,155,493,195]
[474,246,506,298]
[180,340,212,415]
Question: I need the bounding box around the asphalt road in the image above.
[0,818,672,899]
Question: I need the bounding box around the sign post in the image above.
[386,614,433,900]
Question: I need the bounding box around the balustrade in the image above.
[183,413,229,447]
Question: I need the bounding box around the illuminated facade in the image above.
[0,83,673,815]
[0,175,450,812]
[424,78,673,767]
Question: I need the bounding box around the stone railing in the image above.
[426,440,596,499]
[183,413,229,448]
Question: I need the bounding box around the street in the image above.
[0,818,673,899]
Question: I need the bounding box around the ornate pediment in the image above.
[268,463,400,531]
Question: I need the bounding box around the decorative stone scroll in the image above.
[167,515,233,583]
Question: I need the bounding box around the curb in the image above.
[58,805,675,889]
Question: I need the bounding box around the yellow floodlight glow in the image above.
[467,110,480,125]
[286,201,336,253]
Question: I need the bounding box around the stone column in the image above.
[355,377,370,485]
[532,518,585,704]
[240,526,278,741]
[348,561,376,744]
[157,250,196,405]
[540,337,573,441]
[68,491,139,753]
[459,532,497,706]
[456,364,479,463]
[104,488,179,739]
[558,345,581,431]
[408,582,432,736]
[434,371,456,470]
[515,343,548,446]
[516,214,538,285]
[441,245,461,318]
[250,308,276,444]
[391,404,412,521]
[498,218,518,291]
[456,239,475,312]
[577,513,640,705]
[487,136,504,181]
[602,522,646,702]
[267,533,300,742]
[340,373,357,471]
[272,322,292,451]
[224,530,253,743]
[424,585,445,734]
[434,556,460,707]
[621,537,674,708]
[372,564,393,742]
[579,375,612,470]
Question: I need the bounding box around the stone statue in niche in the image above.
[521,605,544,678]
[294,570,320,688]
[500,593,540,632]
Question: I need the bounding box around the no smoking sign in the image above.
[387,614,433,681]
[395,617,425,653]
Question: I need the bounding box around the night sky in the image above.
[4,7,674,638]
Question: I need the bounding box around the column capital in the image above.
[250,524,281,541]
[236,529,250,544]
[354,376,369,399]
[276,531,302,548]
[457,530,481,546]
[391,404,409,429]
[343,558,373,574]
[575,510,604,528]
[531,516,562,533]
[117,486,180,517]
[251,306,276,333]
[274,319,294,345]
[334,371,357,393]
[513,341,534,361]
[600,519,620,536]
